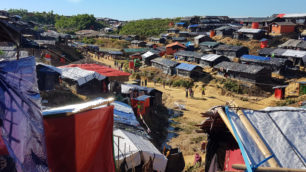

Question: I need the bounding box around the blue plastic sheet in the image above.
[0,56,48,171]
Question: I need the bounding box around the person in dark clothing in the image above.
[145,79,147,87]
[186,88,188,98]
[163,81,166,88]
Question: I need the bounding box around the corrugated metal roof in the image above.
[201,54,223,62]
[175,63,199,71]
[214,44,246,51]
[237,28,263,33]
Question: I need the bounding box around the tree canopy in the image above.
[119,18,180,38]
[8,9,58,25]
[55,14,104,33]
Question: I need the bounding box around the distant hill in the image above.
[119,18,180,38]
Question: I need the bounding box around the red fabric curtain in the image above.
[43,106,115,172]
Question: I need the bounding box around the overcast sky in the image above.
[2,0,306,20]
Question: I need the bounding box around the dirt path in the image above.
[146,80,276,168]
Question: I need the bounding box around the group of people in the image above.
[185,86,205,99]
[141,79,148,87]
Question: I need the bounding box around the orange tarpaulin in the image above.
[43,106,115,172]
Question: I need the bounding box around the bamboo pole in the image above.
[67,97,114,115]
[232,164,306,172]
[236,109,279,167]
[216,107,237,140]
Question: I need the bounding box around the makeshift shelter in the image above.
[175,63,203,78]
[173,50,203,63]
[267,49,306,67]
[151,57,179,75]
[271,22,296,35]
[141,51,159,65]
[0,56,48,171]
[200,54,229,67]
[64,64,131,82]
[199,106,306,172]
[178,31,190,37]
[59,67,107,94]
[199,41,220,52]
[279,39,304,49]
[214,25,239,37]
[214,61,270,83]
[214,44,249,58]
[240,55,289,73]
[131,40,147,48]
[194,35,209,46]
[258,48,277,57]
[121,84,163,107]
[43,98,115,172]
[234,28,266,40]
[123,48,149,55]
[131,95,151,115]
[272,85,288,99]
[165,42,186,55]
[112,101,140,127]
[36,63,61,91]
[113,129,168,172]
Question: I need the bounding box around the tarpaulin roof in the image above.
[141,51,157,59]
[36,63,62,74]
[214,61,265,74]
[270,49,306,58]
[151,57,179,67]
[121,84,159,94]
[174,50,203,58]
[237,28,263,33]
[114,128,168,172]
[175,63,199,71]
[60,67,106,86]
[63,64,131,77]
[199,41,220,47]
[0,50,29,61]
[279,39,303,48]
[123,48,149,53]
[226,107,306,169]
[134,95,151,101]
[176,22,186,25]
[281,13,306,18]
[172,37,187,41]
[241,55,287,67]
[214,44,246,52]
[201,54,224,62]
[189,24,199,28]
[0,56,48,171]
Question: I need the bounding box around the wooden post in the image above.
[232,164,306,172]
[217,107,237,140]
[236,109,279,167]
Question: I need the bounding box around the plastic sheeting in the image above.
[60,67,106,86]
[43,100,115,172]
[227,107,306,169]
[0,56,48,171]
[114,129,167,172]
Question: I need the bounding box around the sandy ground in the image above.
[85,54,306,170]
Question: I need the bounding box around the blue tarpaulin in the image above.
[188,24,199,28]
[176,22,186,25]
[241,55,271,61]
[0,56,48,171]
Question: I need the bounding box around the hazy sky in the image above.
[2,0,306,20]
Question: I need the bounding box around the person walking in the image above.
[201,86,205,97]
[145,79,147,87]
[185,88,188,98]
